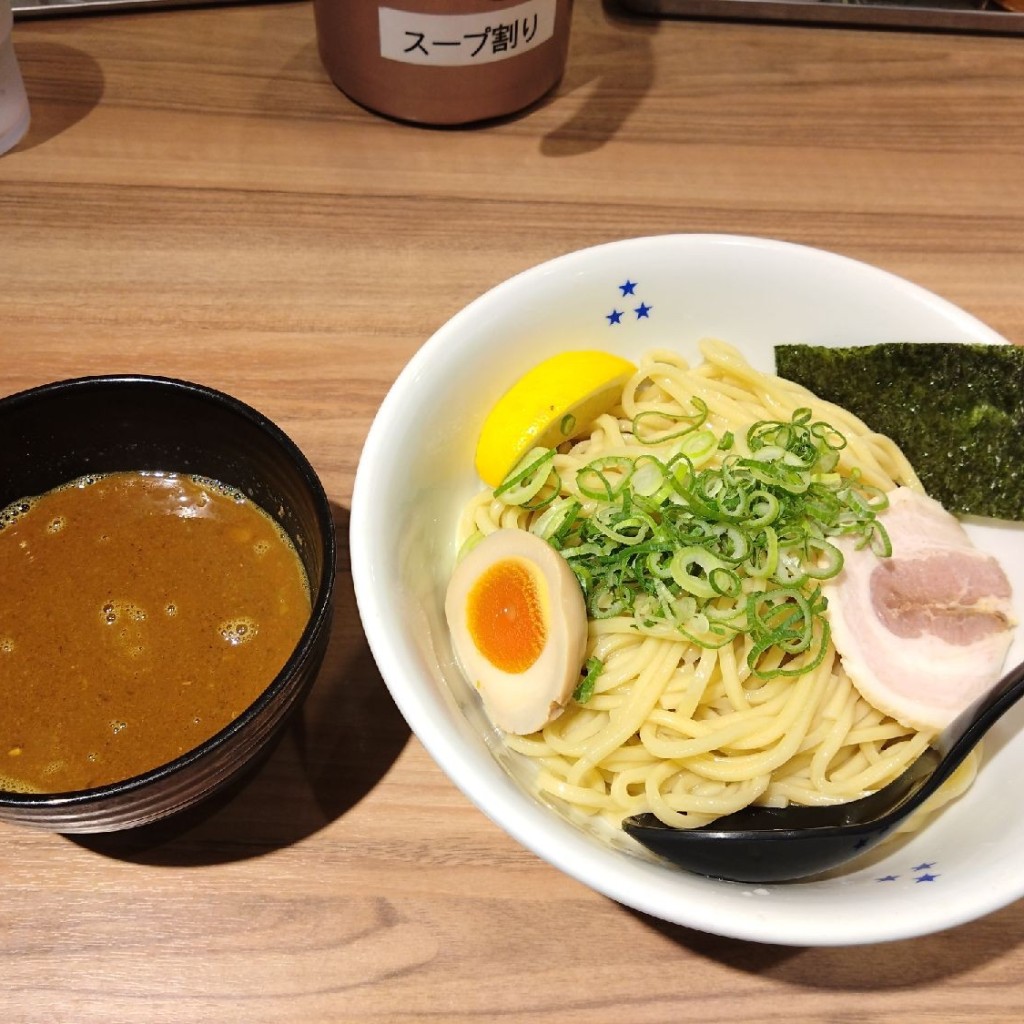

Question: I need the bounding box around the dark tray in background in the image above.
[17,0,1024,31]
[618,0,1024,34]
[12,0,269,16]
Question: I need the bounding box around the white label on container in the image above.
[378,1,557,67]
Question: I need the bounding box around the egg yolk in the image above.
[466,557,547,674]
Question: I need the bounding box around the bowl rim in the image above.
[351,233,1024,946]
[0,372,338,810]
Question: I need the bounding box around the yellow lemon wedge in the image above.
[474,350,638,488]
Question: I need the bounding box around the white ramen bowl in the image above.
[351,234,1024,946]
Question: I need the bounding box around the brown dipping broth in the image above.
[0,471,311,793]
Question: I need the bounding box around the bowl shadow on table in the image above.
[10,41,105,152]
[70,502,412,867]
[539,1,657,158]
[626,884,1024,989]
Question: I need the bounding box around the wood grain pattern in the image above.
[2,2,1024,1020]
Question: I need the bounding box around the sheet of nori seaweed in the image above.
[773,342,1024,521]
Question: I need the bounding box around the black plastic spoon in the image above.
[623,655,1024,883]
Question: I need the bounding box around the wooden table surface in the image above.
[3,1,1024,1020]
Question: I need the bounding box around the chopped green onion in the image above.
[573,657,604,704]
[576,456,635,501]
[493,447,557,503]
[632,396,708,445]
[496,408,889,677]
[531,496,582,544]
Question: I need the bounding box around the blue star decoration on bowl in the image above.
[607,280,653,325]
[875,861,941,884]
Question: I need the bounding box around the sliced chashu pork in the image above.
[823,486,1016,731]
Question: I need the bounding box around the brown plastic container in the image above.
[313,0,574,126]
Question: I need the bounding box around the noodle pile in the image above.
[456,340,977,833]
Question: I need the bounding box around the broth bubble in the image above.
[0,499,34,530]
[219,617,258,646]
[100,600,148,627]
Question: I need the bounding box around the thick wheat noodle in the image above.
[459,340,977,831]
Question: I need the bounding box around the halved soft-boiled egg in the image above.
[444,528,589,735]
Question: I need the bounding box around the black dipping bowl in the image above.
[0,375,336,832]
